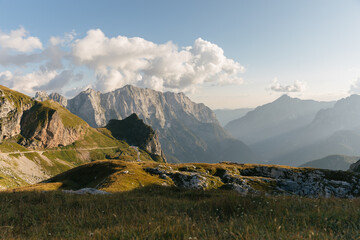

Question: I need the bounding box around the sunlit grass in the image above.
[0,186,359,239]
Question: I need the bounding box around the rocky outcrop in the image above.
[21,159,360,198]
[145,131,162,157]
[0,86,88,149]
[145,163,360,198]
[145,165,220,190]
[20,102,86,148]
[49,93,68,108]
[34,91,68,108]
[0,87,34,142]
[34,91,49,102]
[105,114,166,162]
[46,85,255,164]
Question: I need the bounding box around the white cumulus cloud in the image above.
[0,70,57,94]
[50,30,76,46]
[0,26,43,52]
[72,29,245,92]
[269,78,306,93]
[0,27,246,96]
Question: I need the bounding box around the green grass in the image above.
[0,85,34,111]
[0,187,359,239]
[0,140,29,153]
[39,100,88,129]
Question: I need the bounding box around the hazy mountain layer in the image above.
[253,95,360,166]
[300,155,360,171]
[213,108,253,126]
[225,95,334,145]
[45,85,256,164]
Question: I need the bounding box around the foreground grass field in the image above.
[0,186,359,239]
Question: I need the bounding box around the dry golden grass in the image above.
[0,186,360,239]
[8,160,319,194]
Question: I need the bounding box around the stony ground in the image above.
[12,160,360,198]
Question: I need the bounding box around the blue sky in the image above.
[1,0,360,108]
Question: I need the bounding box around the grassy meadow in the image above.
[0,186,359,239]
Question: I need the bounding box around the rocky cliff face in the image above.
[67,88,106,128]
[145,131,163,157]
[49,93,68,108]
[58,85,218,129]
[0,86,88,149]
[20,102,86,148]
[46,85,255,163]
[34,91,68,108]
[0,87,34,142]
[34,91,49,102]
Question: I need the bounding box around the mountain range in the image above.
[38,85,256,164]
[2,84,360,197]
[300,155,360,171]
[0,85,165,189]
[225,94,360,167]
[225,94,335,145]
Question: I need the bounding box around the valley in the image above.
[1,84,360,239]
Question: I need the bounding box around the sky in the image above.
[1,0,360,109]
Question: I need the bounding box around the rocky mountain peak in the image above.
[82,88,98,95]
[49,92,68,107]
[43,84,252,163]
[276,94,291,101]
[34,91,50,102]
[105,113,166,162]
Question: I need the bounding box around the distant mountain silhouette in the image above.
[213,108,253,126]
[300,155,360,171]
[225,94,334,145]
[252,95,360,166]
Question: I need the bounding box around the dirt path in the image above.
[0,146,120,156]
[130,146,141,161]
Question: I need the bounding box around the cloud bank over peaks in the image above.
[269,78,306,93]
[0,70,57,94]
[0,27,245,96]
[0,27,43,52]
[72,29,245,92]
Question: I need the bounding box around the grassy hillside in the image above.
[28,100,88,129]
[0,187,360,239]
[12,160,360,199]
[0,106,159,190]
[0,129,157,190]
[0,85,34,110]
[0,86,165,189]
